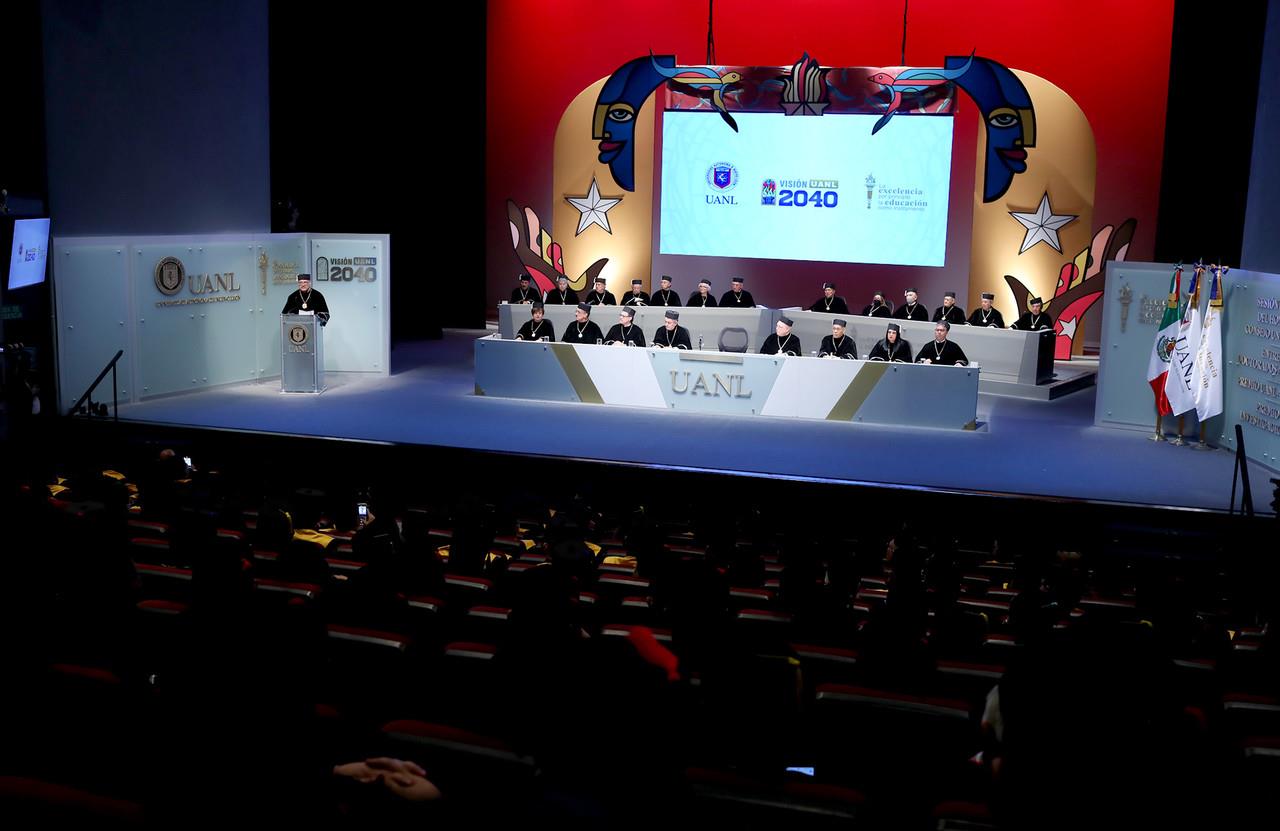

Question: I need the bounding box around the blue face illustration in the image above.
[593,55,673,192]
[947,56,1037,203]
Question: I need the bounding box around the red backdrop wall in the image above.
[486,0,1173,326]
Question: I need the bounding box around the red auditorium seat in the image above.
[379,720,535,802]
[0,776,144,825]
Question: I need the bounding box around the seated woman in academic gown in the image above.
[604,307,646,347]
[809,282,850,314]
[915,321,969,366]
[515,303,555,341]
[1010,297,1055,331]
[687,279,717,307]
[545,275,580,305]
[861,291,892,318]
[818,318,858,358]
[867,323,912,362]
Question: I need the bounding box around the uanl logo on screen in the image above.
[758,177,840,209]
[705,162,739,204]
[315,255,378,283]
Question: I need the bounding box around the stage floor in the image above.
[112,329,1273,513]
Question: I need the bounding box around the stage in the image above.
[109,329,1273,514]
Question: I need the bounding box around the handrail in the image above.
[1229,423,1254,517]
[67,349,124,420]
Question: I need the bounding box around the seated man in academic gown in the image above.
[720,277,756,308]
[810,282,850,315]
[561,302,604,344]
[861,291,892,318]
[933,291,966,325]
[584,275,617,306]
[967,292,1005,328]
[604,306,645,347]
[652,309,692,349]
[652,275,682,307]
[819,318,858,358]
[515,302,554,341]
[281,273,330,325]
[621,279,650,307]
[916,321,969,365]
[545,274,579,305]
[510,274,539,305]
[760,316,802,356]
[868,322,912,362]
[1011,296,1055,331]
[893,288,929,321]
[687,278,717,307]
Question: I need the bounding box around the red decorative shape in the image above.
[549,242,564,273]
[523,265,556,294]
[1052,291,1103,359]
[1056,263,1077,297]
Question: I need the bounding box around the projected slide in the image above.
[660,112,953,266]
[8,218,51,290]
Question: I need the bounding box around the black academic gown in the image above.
[819,334,858,359]
[561,320,604,344]
[861,303,892,318]
[652,288,682,307]
[621,291,650,307]
[516,318,555,341]
[282,289,330,324]
[933,305,967,325]
[584,290,617,305]
[545,288,580,305]
[810,296,850,315]
[605,323,645,347]
[652,325,692,349]
[868,337,913,362]
[916,339,969,365]
[1012,311,1055,331]
[687,291,718,307]
[720,290,756,308]
[967,307,1006,328]
[760,333,802,356]
[510,286,539,304]
[893,302,929,321]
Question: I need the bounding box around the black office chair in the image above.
[718,327,749,353]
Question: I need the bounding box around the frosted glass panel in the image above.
[54,243,132,409]
[310,237,387,372]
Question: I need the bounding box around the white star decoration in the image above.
[1058,315,1076,340]
[1009,193,1077,254]
[565,178,622,236]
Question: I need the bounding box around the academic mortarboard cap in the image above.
[886,323,901,333]
[594,275,606,284]
[531,302,544,312]
[557,274,569,282]
[823,282,836,290]
[981,292,994,300]
[577,302,592,312]
[731,277,744,284]
[699,278,712,287]
[297,273,311,281]
[632,279,643,286]
[905,287,918,294]
[944,291,956,299]
[660,275,672,283]
[833,318,847,327]
[1030,296,1043,305]
[518,274,530,282]
[778,315,794,327]
[619,306,635,317]
[665,310,679,320]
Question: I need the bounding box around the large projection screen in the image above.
[659,111,954,267]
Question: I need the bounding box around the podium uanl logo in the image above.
[289,325,309,346]
[154,256,186,296]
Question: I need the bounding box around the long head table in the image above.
[497,303,1052,386]
[475,334,979,430]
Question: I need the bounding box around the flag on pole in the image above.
[1164,264,1203,416]
[1192,265,1226,422]
[1146,264,1182,415]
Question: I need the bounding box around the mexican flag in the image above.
[1146,265,1181,416]
[1192,266,1225,422]
[1164,266,1202,417]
